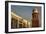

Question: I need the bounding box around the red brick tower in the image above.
[32,8,39,27]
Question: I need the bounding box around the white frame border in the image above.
[8,2,44,32]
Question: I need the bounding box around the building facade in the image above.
[11,12,32,29]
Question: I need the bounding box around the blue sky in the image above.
[11,5,41,22]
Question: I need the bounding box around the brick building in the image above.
[32,8,39,27]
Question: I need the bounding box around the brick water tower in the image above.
[32,8,39,27]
